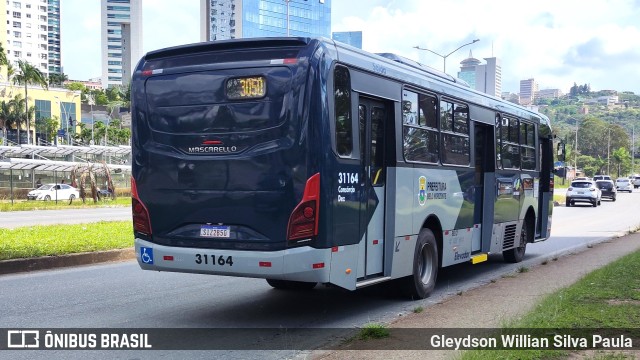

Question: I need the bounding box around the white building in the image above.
[100,0,142,88]
[519,78,538,105]
[3,0,52,77]
[536,88,563,100]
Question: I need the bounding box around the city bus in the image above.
[131,37,554,299]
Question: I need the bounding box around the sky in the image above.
[61,0,640,94]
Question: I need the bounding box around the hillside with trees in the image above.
[536,86,640,177]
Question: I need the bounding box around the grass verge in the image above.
[553,193,565,204]
[461,249,640,359]
[358,323,390,340]
[0,197,131,212]
[0,221,133,260]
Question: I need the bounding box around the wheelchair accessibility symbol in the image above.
[140,247,154,264]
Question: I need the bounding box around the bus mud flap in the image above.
[329,244,359,290]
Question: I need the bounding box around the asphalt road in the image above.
[1,190,640,359]
[0,208,131,229]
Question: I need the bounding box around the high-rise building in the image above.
[2,0,52,77]
[100,0,142,88]
[457,50,481,89]
[47,0,61,75]
[332,31,362,49]
[475,57,501,97]
[519,78,538,105]
[457,53,502,97]
[200,0,331,42]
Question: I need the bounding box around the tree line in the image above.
[0,42,130,146]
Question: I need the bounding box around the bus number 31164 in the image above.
[195,254,234,266]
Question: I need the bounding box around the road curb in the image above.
[0,248,136,275]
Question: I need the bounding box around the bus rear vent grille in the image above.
[502,224,517,249]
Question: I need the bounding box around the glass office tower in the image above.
[201,0,331,41]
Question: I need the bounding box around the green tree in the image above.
[93,120,107,145]
[48,72,69,87]
[12,60,48,145]
[611,147,631,178]
[35,116,60,144]
[72,122,93,145]
[0,100,14,143]
[64,82,90,103]
[90,89,109,105]
[577,155,605,177]
[0,42,8,67]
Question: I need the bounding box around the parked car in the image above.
[595,180,616,201]
[566,180,601,207]
[27,184,80,201]
[632,175,640,189]
[615,178,634,193]
[573,177,590,181]
[97,187,114,199]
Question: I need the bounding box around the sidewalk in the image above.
[311,232,640,360]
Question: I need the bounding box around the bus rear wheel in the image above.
[504,219,530,263]
[402,228,438,299]
[266,279,316,291]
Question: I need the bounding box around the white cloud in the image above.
[60,0,640,93]
[332,0,640,93]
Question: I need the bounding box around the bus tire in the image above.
[504,219,529,263]
[266,279,316,291]
[402,228,438,300]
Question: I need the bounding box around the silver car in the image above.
[616,178,633,193]
[566,180,602,207]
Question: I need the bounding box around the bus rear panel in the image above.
[131,38,331,282]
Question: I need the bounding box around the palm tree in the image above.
[0,42,8,67]
[13,60,48,145]
[0,100,12,144]
[48,72,69,87]
[9,94,28,141]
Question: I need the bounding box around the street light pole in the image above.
[414,39,480,73]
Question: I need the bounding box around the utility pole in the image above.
[607,124,611,174]
[632,125,635,175]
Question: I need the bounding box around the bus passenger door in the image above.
[474,122,496,253]
[536,135,553,239]
[358,98,386,278]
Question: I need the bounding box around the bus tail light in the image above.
[131,176,152,235]
[287,173,320,242]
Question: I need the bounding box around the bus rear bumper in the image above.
[135,238,331,283]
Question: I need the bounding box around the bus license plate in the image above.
[200,225,230,238]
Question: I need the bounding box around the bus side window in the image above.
[335,66,353,157]
[403,90,439,164]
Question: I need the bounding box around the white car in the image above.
[632,175,640,189]
[27,184,80,201]
[566,180,601,207]
[616,178,633,193]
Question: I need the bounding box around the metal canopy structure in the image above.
[0,144,131,159]
[0,158,131,173]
